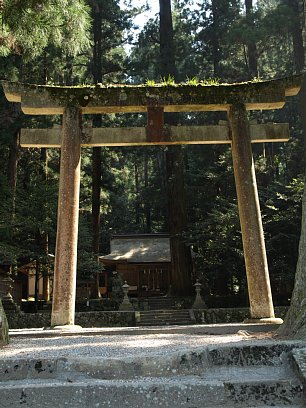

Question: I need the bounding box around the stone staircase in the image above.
[137,296,194,326]
[0,340,305,407]
[136,309,195,326]
[147,296,175,310]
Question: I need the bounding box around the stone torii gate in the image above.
[1,75,302,328]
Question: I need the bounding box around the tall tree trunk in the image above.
[211,0,221,77]
[40,148,50,302]
[90,0,103,298]
[7,130,19,215]
[35,148,50,303]
[134,160,141,226]
[165,145,193,295]
[159,0,177,79]
[92,145,102,254]
[278,0,306,338]
[287,0,306,155]
[245,0,258,78]
[159,0,193,296]
[144,151,151,233]
[34,259,40,313]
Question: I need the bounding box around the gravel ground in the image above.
[0,330,275,360]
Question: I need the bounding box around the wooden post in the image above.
[228,103,278,321]
[51,107,81,327]
[43,275,50,302]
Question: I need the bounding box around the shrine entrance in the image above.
[1,75,302,327]
[100,234,172,298]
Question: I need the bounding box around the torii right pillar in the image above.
[228,102,282,323]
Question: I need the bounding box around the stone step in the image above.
[147,297,174,303]
[0,357,297,382]
[140,309,189,314]
[139,317,190,321]
[147,297,175,310]
[206,342,299,366]
[137,322,194,327]
[137,310,194,326]
[0,376,303,407]
[0,342,300,381]
[1,339,305,407]
[137,316,194,326]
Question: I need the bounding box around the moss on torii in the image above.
[1,74,302,115]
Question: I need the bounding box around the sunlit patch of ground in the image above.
[1,331,275,360]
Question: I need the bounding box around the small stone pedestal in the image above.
[119,282,134,311]
[192,279,207,309]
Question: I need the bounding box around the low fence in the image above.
[6,306,288,329]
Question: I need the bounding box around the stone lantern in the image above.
[192,279,207,309]
[119,281,134,311]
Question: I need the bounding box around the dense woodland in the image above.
[1,0,306,333]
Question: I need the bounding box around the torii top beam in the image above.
[1,75,302,115]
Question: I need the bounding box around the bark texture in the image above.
[277,0,306,338]
[7,130,19,214]
[211,0,221,77]
[278,182,306,337]
[245,0,258,78]
[90,0,103,298]
[159,0,193,296]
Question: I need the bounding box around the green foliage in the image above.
[145,79,156,86]
[160,75,176,86]
[185,76,221,86]
[0,0,92,59]
[186,76,199,85]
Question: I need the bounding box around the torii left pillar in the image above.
[51,107,81,327]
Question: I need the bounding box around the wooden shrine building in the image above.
[1,74,302,327]
[99,234,172,297]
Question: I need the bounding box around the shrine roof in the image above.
[99,234,171,264]
[1,74,302,115]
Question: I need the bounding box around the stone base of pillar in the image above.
[52,325,83,331]
[244,317,283,324]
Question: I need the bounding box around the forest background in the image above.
[0,0,305,311]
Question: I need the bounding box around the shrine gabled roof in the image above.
[1,74,302,115]
[99,234,171,264]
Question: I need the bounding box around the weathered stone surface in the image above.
[51,107,81,327]
[1,74,302,115]
[6,310,136,329]
[0,340,304,407]
[292,348,306,386]
[0,300,9,346]
[5,307,288,329]
[229,103,274,319]
[207,343,298,366]
[20,123,290,147]
[197,306,288,324]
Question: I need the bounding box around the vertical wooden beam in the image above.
[228,103,278,321]
[146,107,168,142]
[43,275,50,302]
[51,107,81,327]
